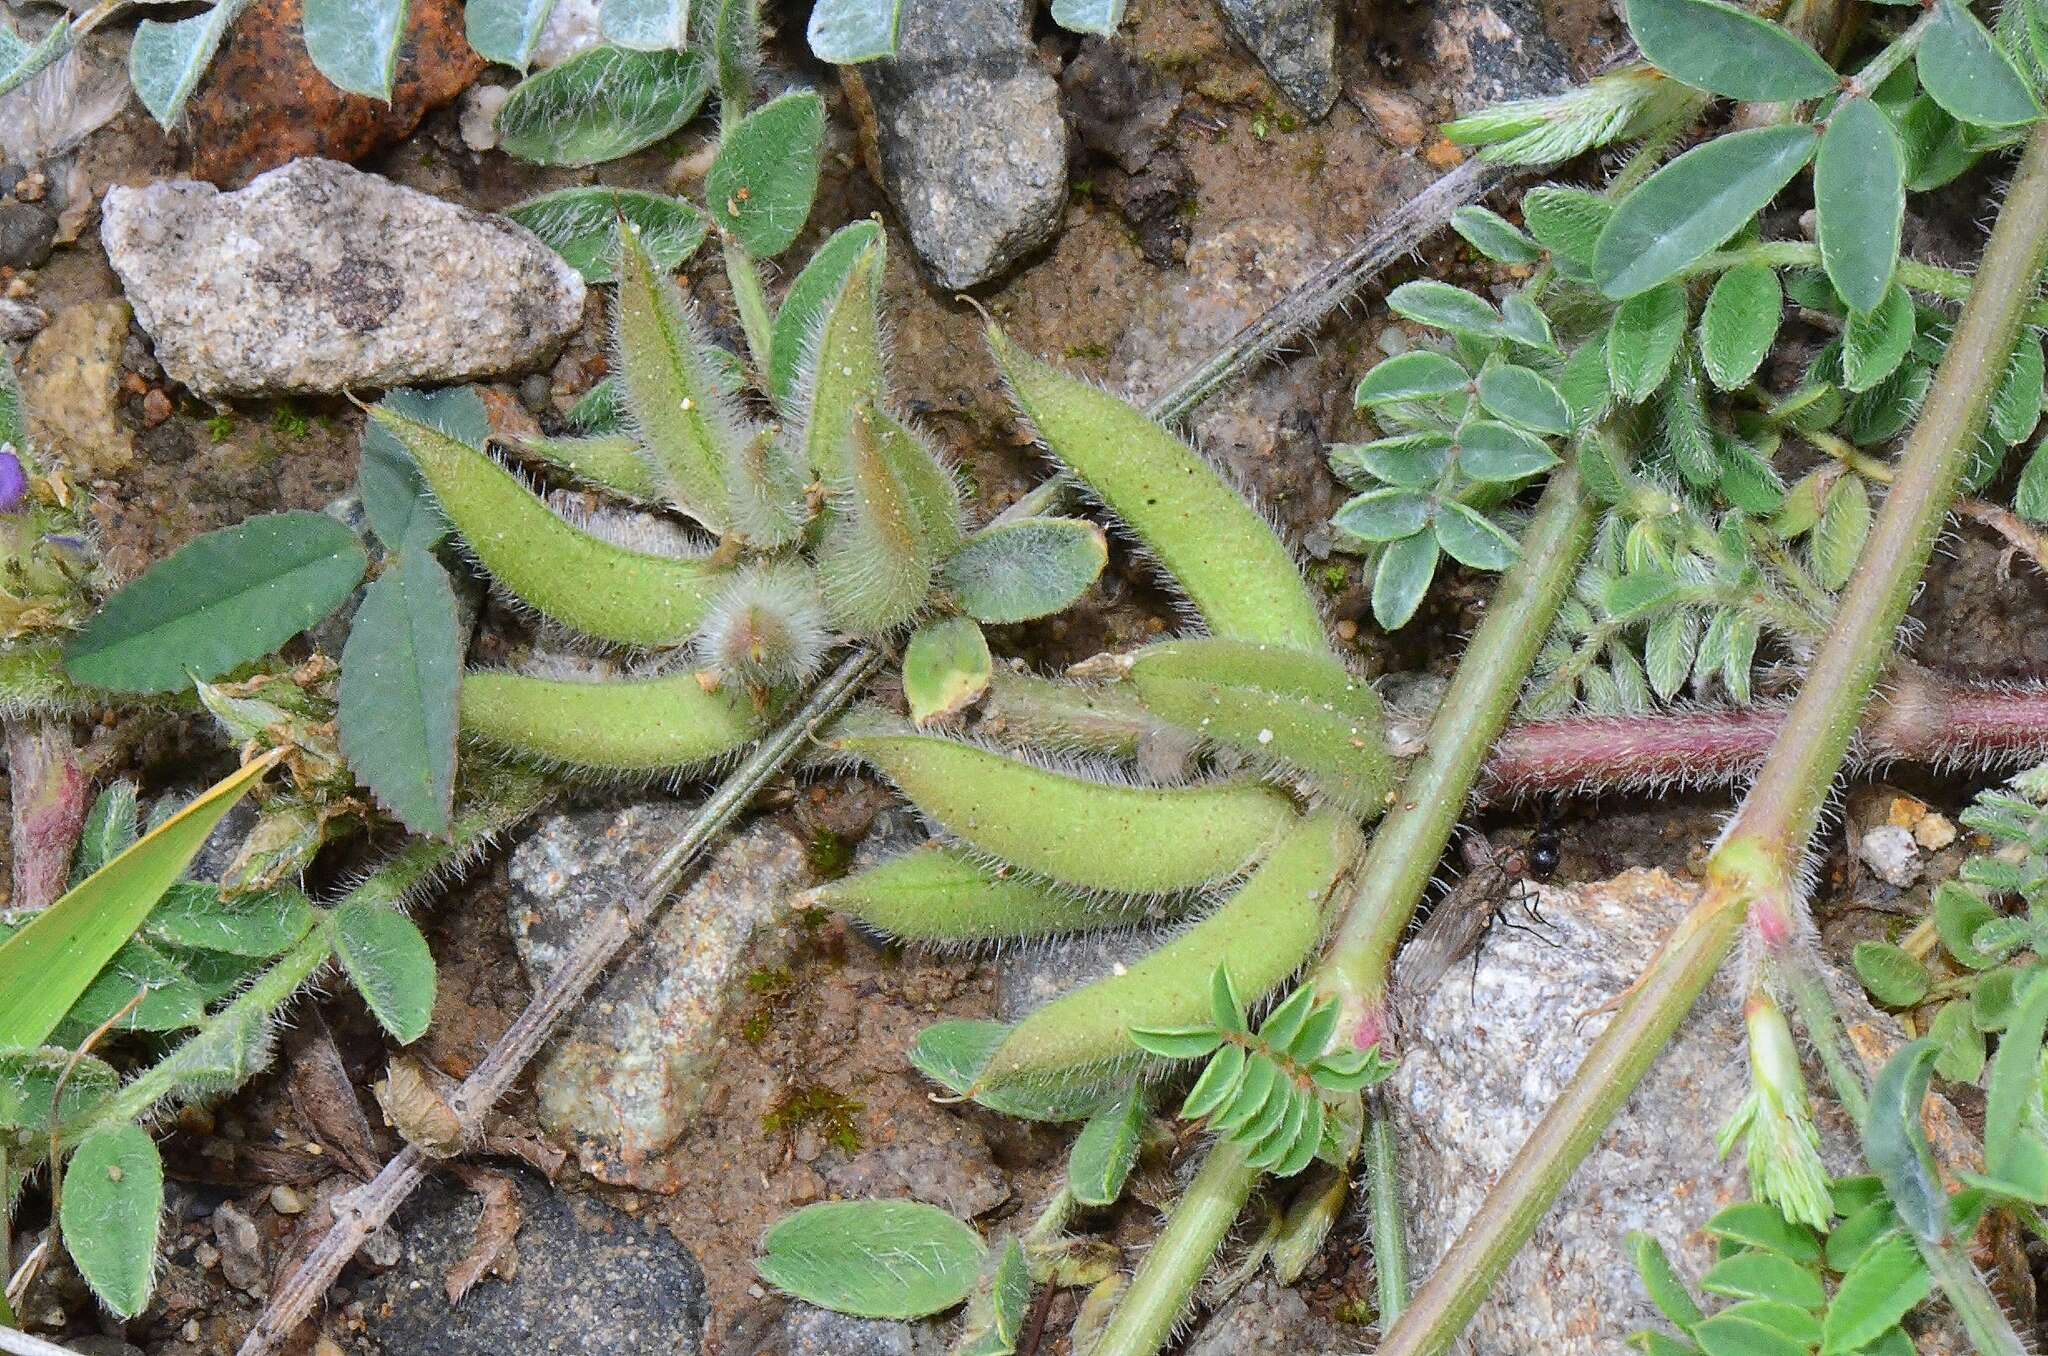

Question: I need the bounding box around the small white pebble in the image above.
[1257,728,1274,745]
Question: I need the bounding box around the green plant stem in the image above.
[1923,1236,2028,1356]
[1376,119,2048,1356]
[1690,241,2048,326]
[723,238,776,380]
[1843,13,1931,98]
[1366,1097,1409,1327]
[1091,462,1609,1356]
[1087,1142,1259,1356]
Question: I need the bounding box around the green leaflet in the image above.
[1452,205,1543,264]
[708,90,827,257]
[302,0,408,98]
[902,616,991,724]
[1625,0,1837,101]
[465,0,558,69]
[1372,530,1440,630]
[601,0,686,50]
[1595,125,1818,298]
[712,0,759,115]
[60,1123,164,1317]
[756,1200,983,1318]
[330,902,436,1044]
[460,669,766,772]
[1851,941,1930,1008]
[129,0,252,128]
[1699,263,1782,390]
[1476,361,1571,435]
[1068,1083,1146,1206]
[1918,0,2041,130]
[989,325,1328,653]
[65,512,367,694]
[1628,1231,1706,1329]
[815,406,935,632]
[836,729,1298,893]
[941,517,1108,624]
[0,1048,118,1130]
[497,46,713,167]
[1819,1236,1930,1354]
[615,219,747,529]
[1607,283,1690,402]
[797,242,887,480]
[0,754,277,1047]
[1387,280,1503,338]
[806,0,901,62]
[1841,284,1915,393]
[954,1239,1032,1356]
[142,882,315,958]
[73,781,139,885]
[339,550,462,836]
[1810,473,1870,592]
[506,188,709,284]
[1356,350,1471,405]
[771,219,883,411]
[1816,97,1905,315]
[1861,1040,1948,1243]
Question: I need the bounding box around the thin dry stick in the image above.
[236,648,881,1356]
[0,1326,85,1356]
[239,149,1522,1356]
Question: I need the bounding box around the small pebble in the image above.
[270,1184,307,1215]
[141,388,172,427]
[181,1321,201,1343]
[1914,813,1957,850]
[458,85,510,153]
[313,1338,346,1356]
[1857,824,1922,888]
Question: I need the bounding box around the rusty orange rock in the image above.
[183,0,485,188]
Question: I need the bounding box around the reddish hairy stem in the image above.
[1481,666,2048,800]
[6,716,88,912]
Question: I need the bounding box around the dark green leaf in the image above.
[1918,0,2042,130]
[1983,970,2048,1198]
[1861,1039,1948,1242]
[1933,880,2002,969]
[1823,1198,1898,1273]
[1357,350,1471,406]
[1819,1235,1930,1354]
[708,90,826,257]
[1460,420,1560,481]
[1972,966,2022,1031]
[497,46,712,168]
[943,517,1107,624]
[1816,97,1905,314]
[506,188,709,284]
[1928,996,1986,1083]
[1523,186,1611,270]
[1626,0,1837,101]
[1712,1301,1819,1346]
[1992,331,2046,448]
[55,939,204,1035]
[1628,1230,1704,1329]
[330,903,437,1044]
[1699,264,1782,390]
[772,220,885,409]
[1477,362,1572,434]
[142,881,314,957]
[1851,941,1929,1007]
[1129,1025,1225,1059]
[1692,1313,1805,1356]
[1452,205,1542,263]
[361,386,481,553]
[66,512,367,694]
[1387,281,1502,337]
[756,1200,983,1318]
[1181,1042,1248,1120]
[1335,488,1431,541]
[339,551,462,835]
[1434,502,1520,570]
[1698,1251,1824,1308]
[60,1122,164,1317]
[1372,531,1439,629]
[1595,126,1819,298]
[1841,284,1914,392]
[72,782,139,885]
[1332,434,1455,489]
[1069,1083,1145,1206]
[1703,1202,1821,1262]
[1608,283,1690,402]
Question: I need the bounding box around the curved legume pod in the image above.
[810,844,1155,943]
[816,405,933,634]
[834,729,1294,893]
[460,669,767,772]
[795,241,885,483]
[974,808,1361,1089]
[1128,639,1395,818]
[988,324,1328,654]
[374,404,730,648]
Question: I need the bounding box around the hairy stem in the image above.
[1378,119,2048,1356]
[1087,1142,1259,1356]
[1367,1098,1410,1327]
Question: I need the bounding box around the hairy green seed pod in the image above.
[870,407,964,558]
[1127,639,1396,818]
[988,324,1327,653]
[514,432,662,503]
[692,560,832,687]
[975,808,1360,1088]
[795,241,885,482]
[460,669,766,772]
[616,220,749,530]
[816,405,933,634]
[721,427,810,549]
[376,405,729,648]
[809,845,1152,943]
[834,728,1295,893]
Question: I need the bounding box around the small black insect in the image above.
[1396,806,1563,998]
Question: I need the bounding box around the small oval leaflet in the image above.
[941,517,1108,624]
[497,46,713,168]
[756,1199,985,1319]
[506,188,710,284]
[1815,96,1905,315]
[60,1122,164,1317]
[1624,0,1837,103]
[331,902,437,1044]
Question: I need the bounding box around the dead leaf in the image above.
[287,1011,382,1179]
[373,1055,468,1158]
[482,1128,567,1181]
[444,1166,522,1304]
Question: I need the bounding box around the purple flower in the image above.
[0,450,26,514]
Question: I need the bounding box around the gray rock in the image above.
[100,158,585,400]
[1184,1277,1353,1356]
[1395,868,1973,1353]
[1427,0,1574,113]
[0,199,55,269]
[0,297,47,342]
[359,1168,709,1356]
[845,0,1067,290]
[1215,0,1338,119]
[724,1300,945,1356]
[508,806,808,1189]
[1858,824,1924,887]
